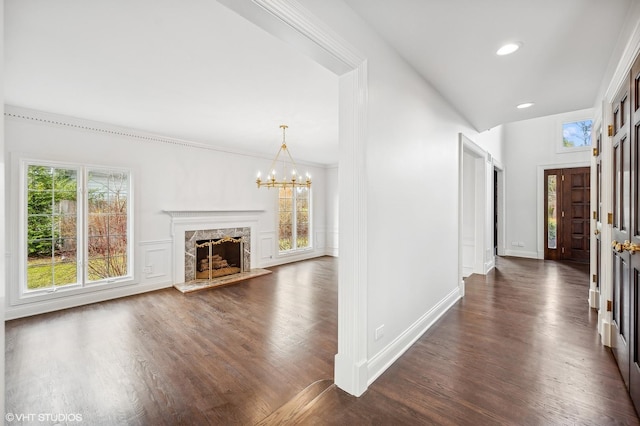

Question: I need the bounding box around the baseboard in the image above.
[259,251,326,268]
[5,280,173,320]
[462,266,473,278]
[484,258,495,274]
[599,311,612,347]
[504,249,539,259]
[366,287,461,386]
[325,247,339,257]
[589,289,599,309]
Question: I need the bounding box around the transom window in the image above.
[278,187,310,253]
[21,160,132,298]
[562,119,593,148]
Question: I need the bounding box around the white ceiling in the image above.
[4,0,339,165]
[4,0,638,164]
[344,0,636,131]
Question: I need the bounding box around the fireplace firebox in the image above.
[195,237,243,280]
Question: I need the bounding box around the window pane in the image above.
[28,191,53,215]
[87,169,130,281]
[279,225,293,251]
[27,263,53,290]
[547,175,557,249]
[28,216,54,241]
[297,224,309,249]
[88,214,107,237]
[59,215,77,238]
[26,165,78,291]
[562,120,593,148]
[28,166,53,189]
[53,257,77,287]
[88,236,108,257]
[278,186,311,253]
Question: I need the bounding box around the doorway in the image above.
[543,166,590,262]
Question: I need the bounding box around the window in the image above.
[562,119,593,149]
[21,160,132,299]
[278,187,310,252]
[547,174,557,249]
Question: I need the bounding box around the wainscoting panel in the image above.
[315,229,326,250]
[140,240,172,282]
[260,231,275,263]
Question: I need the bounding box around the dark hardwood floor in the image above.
[6,256,639,425]
[6,257,338,425]
[297,257,640,425]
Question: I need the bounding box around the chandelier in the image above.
[256,125,311,189]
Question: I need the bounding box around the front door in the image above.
[544,167,591,262]
[627,53,640,410]
[610,51,640,411]
[611,70,631,389]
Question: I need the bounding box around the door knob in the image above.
[612,240,640,254]
[627,242,640,254]
[594,229,601,235]
[612,240,625,253]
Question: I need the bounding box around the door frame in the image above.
[458,134,500,283]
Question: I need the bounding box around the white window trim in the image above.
[277,187,313,257]
[13,157,135,306]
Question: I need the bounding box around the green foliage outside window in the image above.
[25,164,130,290]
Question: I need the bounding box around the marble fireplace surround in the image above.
[164,210,271,292]
[184,227,250,282]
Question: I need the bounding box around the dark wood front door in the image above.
[611,68,631,391]
[610,53,640,412]
[544,167,591,262]
[627,53,640,411]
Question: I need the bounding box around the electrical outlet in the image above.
[143,266,152,273]
[375,325,384,341]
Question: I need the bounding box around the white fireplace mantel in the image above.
[163,209,264,221]
[163,209,265,218]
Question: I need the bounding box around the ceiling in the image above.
[4,0,339,165]
[5,0,638,164]
[344,0,636,131]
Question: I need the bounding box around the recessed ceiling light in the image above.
[497,42,522,56]
[516,102,534,109]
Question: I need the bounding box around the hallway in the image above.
[295,257,639,424]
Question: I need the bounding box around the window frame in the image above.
[16,157,135,304]
[277,186,312,255]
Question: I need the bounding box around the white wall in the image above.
[296,0,503,388]
[503,108,592,259]
[475,125,504,165]
[1,0,6,413]
[4,106,334,318]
